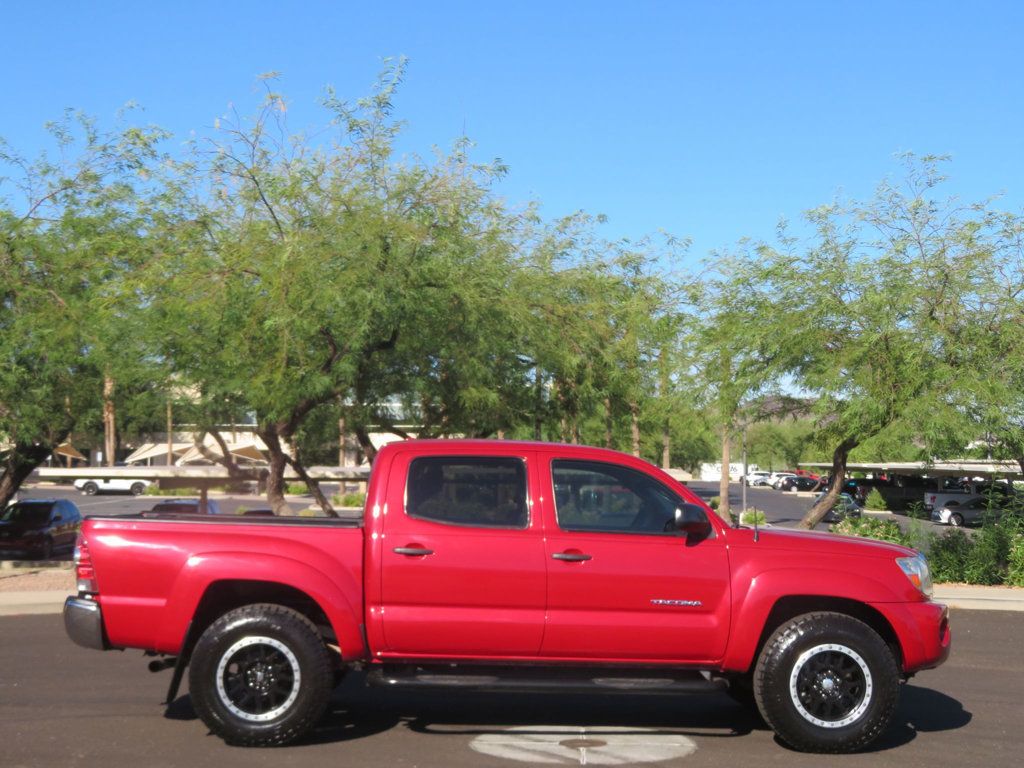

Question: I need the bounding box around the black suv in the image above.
[0,499,82,559]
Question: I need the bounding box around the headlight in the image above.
[896,554,933,598]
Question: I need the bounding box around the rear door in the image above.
[377,451,547,657]
[540,456,731,663]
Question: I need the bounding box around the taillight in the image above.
[74,535,98,594]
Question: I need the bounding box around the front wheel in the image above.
[753,611,899,753]
[130,482,146,496]
[82,482,98,496]
[949,512,964,527]
[188,604,333,746]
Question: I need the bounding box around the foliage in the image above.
[332,492,367,508]
[864,488,888,511]
[829,517,912,547]
[734,508,767,525]
[1008,534,1024,587]
[286,483,308,496]
[142,486,201,496]
[708,496,720,511]
[905,501,928,520]
[928,529,975,583]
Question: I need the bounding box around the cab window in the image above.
[406,456,528,529]
[552,459,705,535]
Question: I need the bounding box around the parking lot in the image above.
[0,609,1018,768]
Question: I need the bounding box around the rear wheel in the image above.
[129,482,146,496]
[38,537,54,560]
[188,604,333,746]
[753,611,899,753]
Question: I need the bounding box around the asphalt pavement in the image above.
[0,610,1019,768]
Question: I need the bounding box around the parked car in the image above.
[931,491,1018,527]
[770,473,798,489]
[815,492,863,522]
[74,477,152,496]
[146,499,222,515]
[779,476,821,492]
[0,499,82,559]
[744,471,772,486]
[923,479,1011,514]
[65,439,949,753]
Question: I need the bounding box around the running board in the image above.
[367,664,726,695]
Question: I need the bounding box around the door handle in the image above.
[393,546,434,556]
[552,552,592,562]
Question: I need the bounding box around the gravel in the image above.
[0,567,75,592]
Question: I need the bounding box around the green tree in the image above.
[0,113,163,506]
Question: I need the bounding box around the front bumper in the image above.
[875,600,951,673]
[63,596,109,651]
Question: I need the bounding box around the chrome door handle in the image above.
[393,546,434,556]
[552,552,592,562]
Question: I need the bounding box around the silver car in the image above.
[931,496,1000,527]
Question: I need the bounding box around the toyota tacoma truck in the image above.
[63,440,950,752]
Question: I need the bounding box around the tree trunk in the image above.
[630,401,641,457]
[603,398,613,449]
[257,426,292,516]
[285,455,337,516]
[103,376,116,466]
[0,443,61,508]
[719,428,731,520]
[534,367,544,441]
[799,437,860,529]
[338,414,347,466]
[354,424,378,464]
[662,424,671,469]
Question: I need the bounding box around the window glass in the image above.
[406,456,528,529]
[552,459,699,535]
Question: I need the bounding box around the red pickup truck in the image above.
[63,440,949,753]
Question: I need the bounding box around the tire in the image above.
[188,604,333,746]
[130,482,146,496]
[38,537,54,561]
[949,512,964,527]
[82,482,98,496]
[753,611,899,753]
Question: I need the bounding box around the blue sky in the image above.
[4,1,1023,264]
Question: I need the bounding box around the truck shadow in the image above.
[167,675,970,751]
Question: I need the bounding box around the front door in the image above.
[540,457,731,663]
[378,452,547,658]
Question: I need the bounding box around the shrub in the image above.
[143,485,200,497]
[739,509,767,525]
[233,506,249,515]
[905,501,928,520]
[708,496,720,511]
[962,516,1016,585]
[297,507,326,517]
[830,517,911,547]
[1008,534,1024,587]
[928,528,973,583]
[864,488,887,511]
[286,482,308,495]
[331,492,366,508]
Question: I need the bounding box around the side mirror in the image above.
[673,504,713,540]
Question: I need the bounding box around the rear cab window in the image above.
[406,456,529,529]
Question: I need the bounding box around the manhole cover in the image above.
[470,726,698,765]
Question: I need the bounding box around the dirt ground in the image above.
[0,566,74,592]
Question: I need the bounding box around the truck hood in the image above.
[733,525,917,558]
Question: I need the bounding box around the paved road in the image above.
[0,610,1018,768]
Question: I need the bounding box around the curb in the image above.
[0,590,74,616]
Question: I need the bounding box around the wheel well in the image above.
[188,580,337,652]
[749,595,903,672]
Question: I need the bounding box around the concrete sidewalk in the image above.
[1,583,1022,617]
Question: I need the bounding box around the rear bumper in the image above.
[63,596,109,651]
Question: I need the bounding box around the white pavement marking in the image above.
[469,726,698,765]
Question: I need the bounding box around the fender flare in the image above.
[721,567,905,671]
[156,551,365,659]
